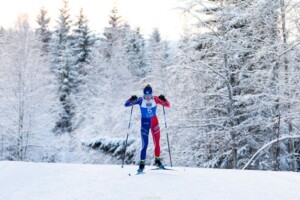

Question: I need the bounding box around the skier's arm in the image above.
[124,96,142,107]
[154,96,170,108]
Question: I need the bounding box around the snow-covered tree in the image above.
[101,7,123,61]
[71,8,95,67]
[125,27,148,77]
[36,7,51,53]
[50,0,74,134]
[69,8,96,131]
[0,15,56,161]
[179,0,300,170]
[99,6,132,81]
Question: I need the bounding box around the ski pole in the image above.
[122,105,134,168]
[163,106,173,167]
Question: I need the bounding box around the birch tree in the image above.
[0,15,56,161]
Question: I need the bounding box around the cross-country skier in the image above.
[124,84,170,173]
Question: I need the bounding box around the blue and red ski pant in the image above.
[140,116,161,161]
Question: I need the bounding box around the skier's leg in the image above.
[140,118,150,162]
[151,116,164,168]
[151,116,161,158]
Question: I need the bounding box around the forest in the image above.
[1,0,300,172]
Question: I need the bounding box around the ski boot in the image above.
[137,160,145,173]
[155,157,165,169]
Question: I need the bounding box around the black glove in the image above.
[130,95,137,102]
[158,95,167,102]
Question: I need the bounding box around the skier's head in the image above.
[143,84,152,100]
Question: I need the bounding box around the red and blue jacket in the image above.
[124,96,170,118]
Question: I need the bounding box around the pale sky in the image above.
[0,0,184,40]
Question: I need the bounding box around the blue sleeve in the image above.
[124,97,142,107]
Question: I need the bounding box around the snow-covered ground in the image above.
[0,161,300,200]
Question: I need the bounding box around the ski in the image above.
[128,167,176,176]
[129,171,145,176]
[150,167,176,171]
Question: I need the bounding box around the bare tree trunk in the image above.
[269,2,281,170]
[224,53,237,169]
[274,115,281,171]
[17,70,24,161]
[23,115,32,161]
[280,0,296,172]
[18,105,24,161]
[231,131,238,169]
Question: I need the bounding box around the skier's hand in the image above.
[158,95,167,102]
[130,95,138,102]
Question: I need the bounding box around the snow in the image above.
[0,161,300,200]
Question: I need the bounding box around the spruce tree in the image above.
[102,7,123,60]
[70,8,96,91]
[70,8,96,129]
[51,0,74,134]
[36,7,51,53]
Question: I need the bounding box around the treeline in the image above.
[0,0,171,162]
[1,0,300,172]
